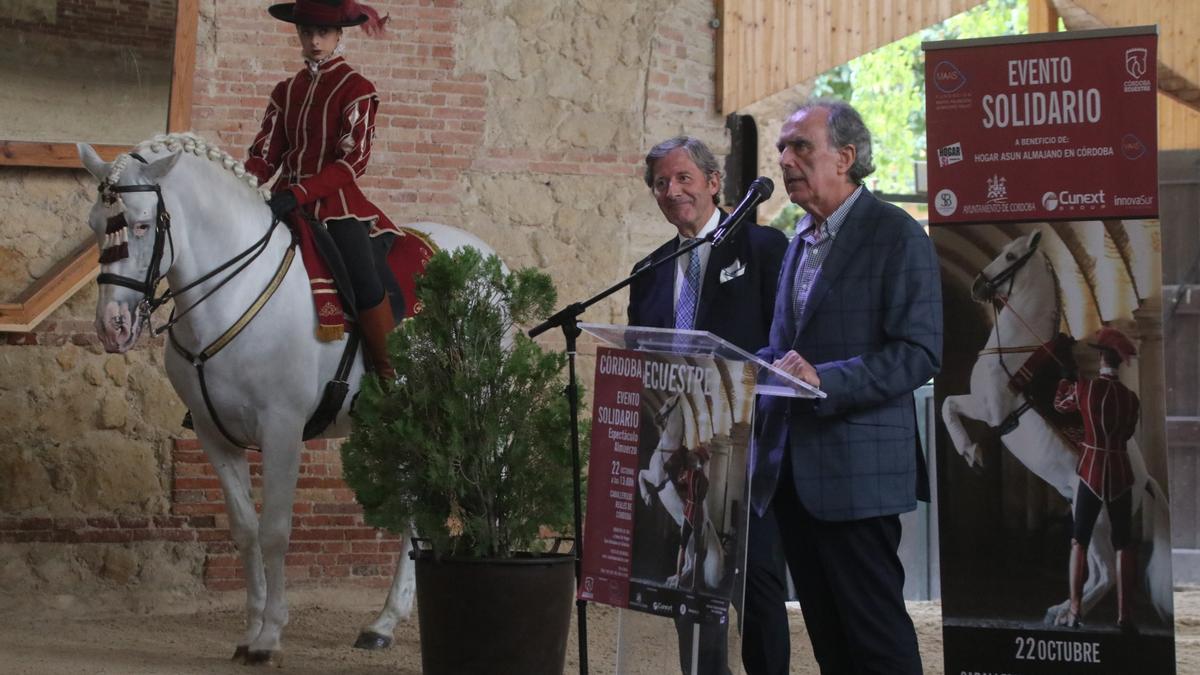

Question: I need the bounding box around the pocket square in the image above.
[720,259,746,283]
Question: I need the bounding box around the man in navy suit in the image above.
[752,100,942,674]
[628,136,790,675]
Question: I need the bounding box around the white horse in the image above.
[77,133,495,664]
[940,230,1172,626]
[638,393,724,590]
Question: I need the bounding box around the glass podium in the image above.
[577,324,822,675]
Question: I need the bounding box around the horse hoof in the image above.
[245,650,283,667]
[232,645,249,662]
[353,630,393,650]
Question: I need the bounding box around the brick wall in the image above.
[1,0,728,595]
[0,0,176,57]
[174,438,400,591]
[0,438,400,591]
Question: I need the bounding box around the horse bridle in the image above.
[95,152,300,450]
[96,178,175,322]
[95,153,287,336]
[976,235,1068,435]
[977,239,1039,302]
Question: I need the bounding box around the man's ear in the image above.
[837,144,857,177]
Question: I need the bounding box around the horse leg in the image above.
[354,527,416,650]
[701,520,723,590]
[639,451,667,506]
[941,393,1005,469]
[199,430,265,661]
[1049,512,1116,625]
[246,426,304,666]
[1079,524,1116,619]
[1142,478,1175,621]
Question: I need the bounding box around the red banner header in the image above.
[924,29,1158,224]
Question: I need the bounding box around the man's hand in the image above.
[773,350,820,388]
[267,191,299,220]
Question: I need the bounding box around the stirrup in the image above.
[181,410,194,430]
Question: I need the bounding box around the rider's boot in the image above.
[1117,547,1138,633]
[359,296,397,381]
[1067,539,1087,627]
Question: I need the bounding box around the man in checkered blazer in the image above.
[748,99,942,675]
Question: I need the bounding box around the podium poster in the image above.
[579,347,756,626]
[925,27,1158,225]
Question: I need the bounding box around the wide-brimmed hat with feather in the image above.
[1087,326,1137,361]
[268,0,388,35]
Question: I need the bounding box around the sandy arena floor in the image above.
[1,585,1198,674]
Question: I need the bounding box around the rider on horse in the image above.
[248,0,397,378]
[665,444,711,588]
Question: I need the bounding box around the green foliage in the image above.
[768,203,804,237]
[810,0,1026,194]
[341,248,582,559]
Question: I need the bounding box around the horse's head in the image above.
[653,392,686,450]
[79,142,182,353]
[972,230,1042,303]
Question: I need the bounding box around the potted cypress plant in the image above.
[341,247,581,675]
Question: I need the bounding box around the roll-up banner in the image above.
[924,27,1176,674]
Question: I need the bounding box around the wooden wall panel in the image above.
[1056,0,1200,111]
[718,0,986,113]
[1161,92,1200,151]
[1160,151,1200,547]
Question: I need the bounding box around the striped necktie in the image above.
[675,246,701,329]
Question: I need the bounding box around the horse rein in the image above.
[95,154,300,449]
[977,239,1070,435]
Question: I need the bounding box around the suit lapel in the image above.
[773,233,805,349]
[695,211,735,330]
[793,190,876,342]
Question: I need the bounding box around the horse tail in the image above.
[1142,477,1174,622]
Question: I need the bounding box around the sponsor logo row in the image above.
[934,183,1153,218]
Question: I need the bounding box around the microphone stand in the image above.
[527,209,751,675]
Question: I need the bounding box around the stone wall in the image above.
[0,0,733,611]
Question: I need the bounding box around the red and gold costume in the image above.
[245,55,399,237]
[1054,373,1140,500]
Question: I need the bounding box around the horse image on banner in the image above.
[77,133,497,664]
[936,223,1173,635]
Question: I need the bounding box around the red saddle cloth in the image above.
[287,214,437,341]
[1006,333,1085,452]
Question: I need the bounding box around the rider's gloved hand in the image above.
[267,191,299,220]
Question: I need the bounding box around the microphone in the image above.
[710,176,774,247]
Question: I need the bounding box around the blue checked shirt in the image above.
[790,186,864,328]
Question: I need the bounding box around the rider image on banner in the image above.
[933,221,1176,673]
[579,347,754,626]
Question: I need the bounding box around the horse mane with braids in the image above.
[106,132,264,194]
